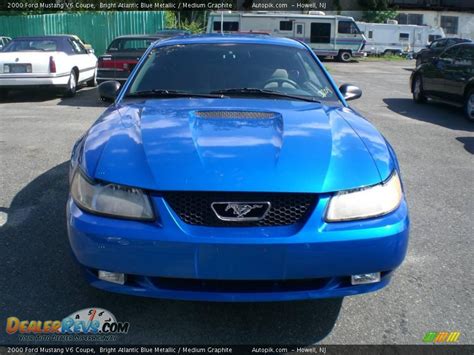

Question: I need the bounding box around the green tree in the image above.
[165,11,206,33]
[358,0,398,23]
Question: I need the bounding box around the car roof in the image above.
[436,37,471,42]
[12,35,74,40]
[447,42,474,48]
[154,34,306,49]
[156,29,191,34]
[113,35,165,40]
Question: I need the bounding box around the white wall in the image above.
[336,10,473,40]
[397,10,473,39]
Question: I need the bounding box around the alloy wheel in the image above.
[467,93,474,120]
[414,77,421,99]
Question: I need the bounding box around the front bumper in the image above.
[67,194,409,302]
[352,51,366,58]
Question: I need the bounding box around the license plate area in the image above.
[4,63,32,73]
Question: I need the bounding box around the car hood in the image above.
[81,98,393,193]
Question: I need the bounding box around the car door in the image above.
[423,45,460,98]
[434,46,460,101]
[294,22,305,41]
[446,45,474,103]
[69,38,96,82]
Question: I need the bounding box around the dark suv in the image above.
[416,37,471,67]
[411,43,474,120]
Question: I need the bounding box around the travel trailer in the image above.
[207,12,366,62]
[356,21,445,55]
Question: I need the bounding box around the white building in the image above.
[395,10,473,40]
[333,7,473,41]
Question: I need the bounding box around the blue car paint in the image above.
[67,35,409,301]
[80,99,390,193]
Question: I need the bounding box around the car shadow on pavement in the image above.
[0,87,108,108]
[383,98,474,132]
[0,162,342,345]
[456,137,474,154]
[0,89,57,103]
[57,87,109,108]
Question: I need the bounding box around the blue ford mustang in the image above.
[67,35,409,302]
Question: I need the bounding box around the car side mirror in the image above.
[339,84,362,101]
[98,81,121,102]
[87,48,95,54]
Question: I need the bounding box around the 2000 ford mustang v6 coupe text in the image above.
[67,35,409,302]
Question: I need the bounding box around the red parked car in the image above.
[97,35,164,86]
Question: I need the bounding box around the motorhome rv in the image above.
[207,12,366,62]
[356,21,445,55]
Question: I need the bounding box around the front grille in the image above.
[195,111,275,119]
[151,277,330,293]
[162,192,317,227]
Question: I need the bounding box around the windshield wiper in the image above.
[210,88,321,103]
[125,89,226,99]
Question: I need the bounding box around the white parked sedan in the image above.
[0,35,97,98]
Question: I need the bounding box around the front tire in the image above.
[337,51,352,63]
[64,70,77,98]
[464,89,474,121]
[412,75,427,103]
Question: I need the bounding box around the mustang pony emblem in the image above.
[225,203,263,218]
[211,201,271,221]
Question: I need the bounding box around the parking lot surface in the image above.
[0,60,472,345]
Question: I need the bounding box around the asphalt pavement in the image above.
[0,60,472,345]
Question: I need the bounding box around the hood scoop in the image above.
[195,111,276,119]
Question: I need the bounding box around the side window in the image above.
[213,21,239,32]
[280,21,293,32]
[446,39,455,46]
[461,46,474,60]
[440,16,458,35]
[296,24,304,35]
[431,40,445,49]
[70,39,87,54]
[440,46,459,60]
[311,23,331,44]
[338,21,359,34]
[399,33,409,40]
[368,30,373,39]
[456,46,474,66]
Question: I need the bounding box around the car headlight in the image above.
[326,171,403,222]
[70,170,154,221]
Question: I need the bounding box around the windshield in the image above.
[127,43,340,104]
[108,38,158,53]
[3,39,59,52]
